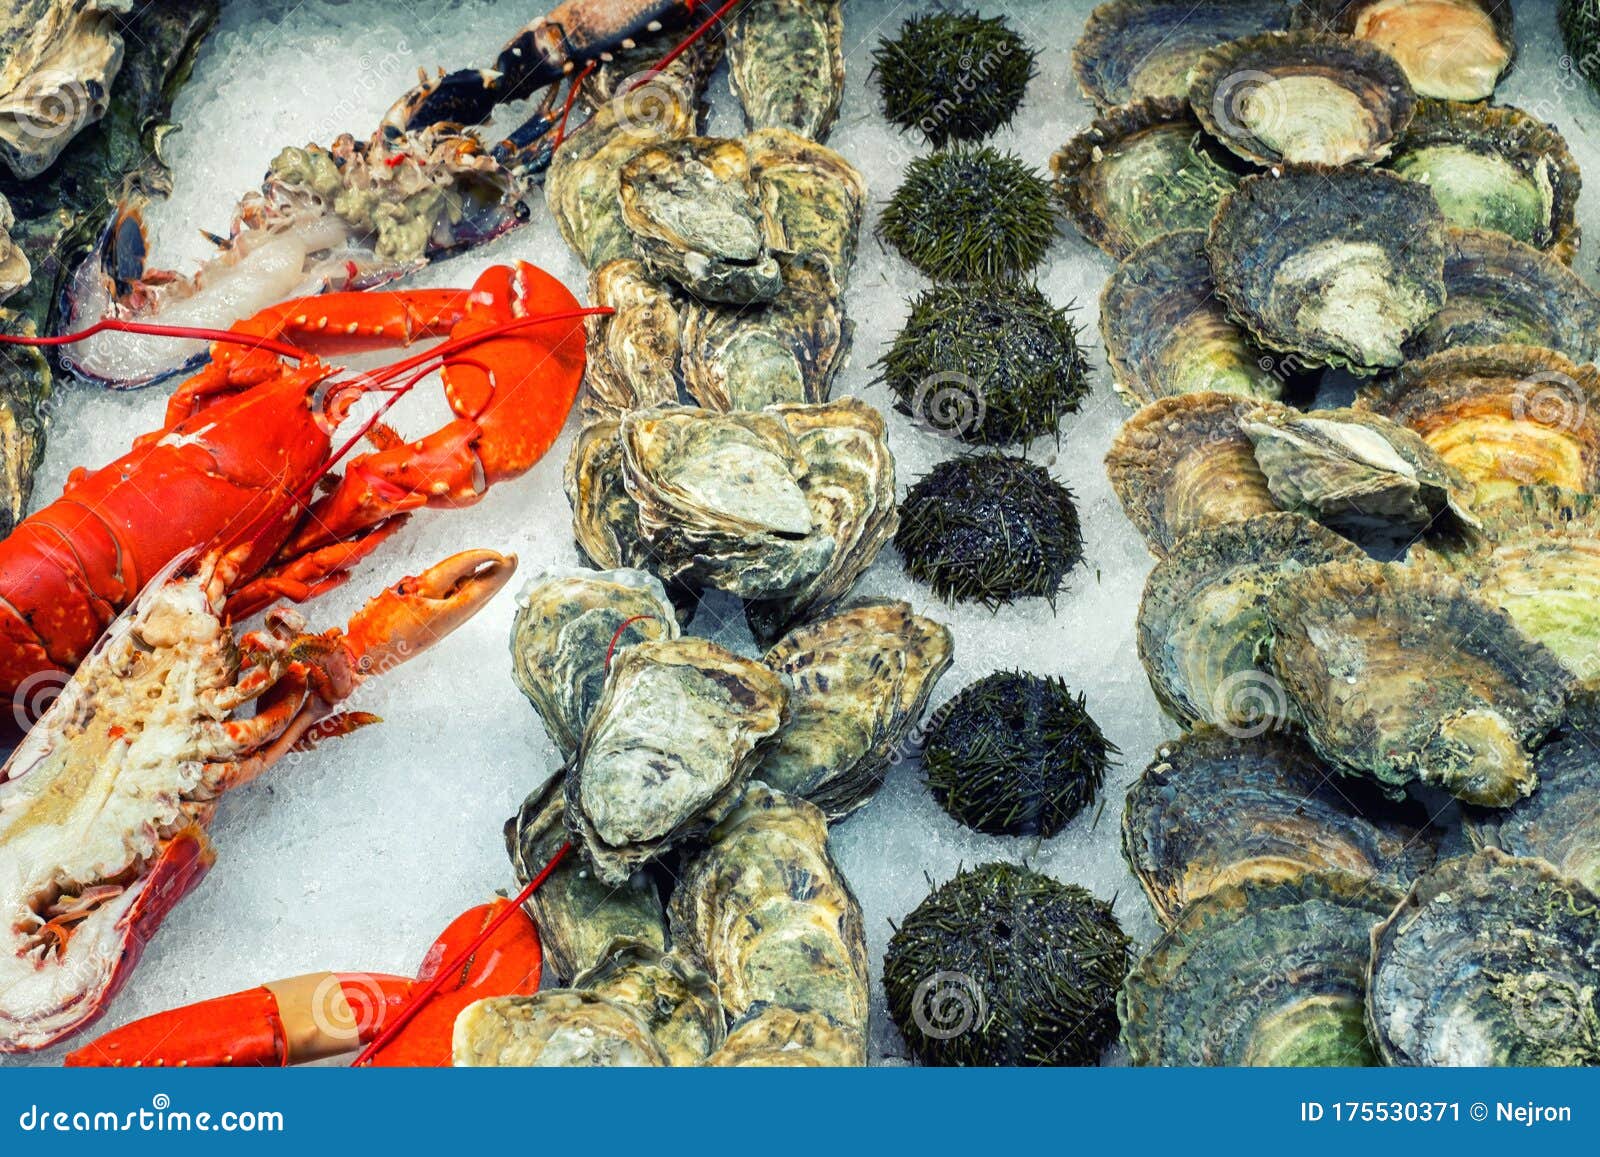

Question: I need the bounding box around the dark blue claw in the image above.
[403,69,507,132]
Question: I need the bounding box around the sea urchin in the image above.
[872,9,1038,146]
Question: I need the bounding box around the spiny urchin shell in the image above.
[877,282,1091,446]
[923,671,1114,837]
[872,9,1038,146]
[1562,1,1600,98]
[895,455,1083,608]
[879,147,1057,281]
[885,861,1130,1066]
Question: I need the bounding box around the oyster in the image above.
[1073,0,1295,108]
[581,259,683,421]
[0,193,28,300]
[1292,0,1514,102]
[745,127,865,293]
[618,136,783,304]
[706,1004,864,1067]
[1207,166,1448,374]
[1401,228,1600,365]
[1266,559,1571,806]
[1190,31,1415,168]
[509,566,679,759]
[1386,100,1581,263]
[1125,727,1438,926]
[757,601,954,819]
[1100,230,1291,406]
[1120,873,1398,1066]
[1105,392,1279,558]
[565,637,787,885]
[1136,512,1362,732]
[0,0,127,179]
[571,941,725,1065]
[1240,405,1478,535]
[726,0,843,141]
[1052,97,1243,260]
[564,418,651,573]
[505,774,667,985]
[669,784,869,1038]
[1358,345,1600,501]
[1366,850,1600,1066]
[452,992,670,1067]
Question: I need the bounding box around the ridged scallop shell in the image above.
[1105,392,1279,557]
[1124,727,1439,926]
[571,941,726,1065]
[1137,512,1362,731]
[1291,0,1514,102]
[726,0,844,140]
[1119,872,1399,1066]
[1266,559,1570,806]
[1366,850,1600,1066]
[706,1003,864,1066]
[1207,166,1447,374]
[1190,31,1415,168]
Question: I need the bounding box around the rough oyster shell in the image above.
[1105,391,1279,557]
[1386,100,1581,263]
[0,0,126,179]
[669,784,869,1036]
[566,637,787,885]
[1190,30,1415,168]
[745,127,865,294]
[572,940,726,1065]
[1357,345,1600,501]
[1124,727,1439,926]
[1266,559,1571,806]
[1207,166,1447,374]
[1366,850,1600,1066]
[1292,0,1514,102]
[564,418,650,573]
[1119,873,1399,1066]
[1052,97,1243,260]
[509,566,679,759]
[1136,512,1363,731]
[757,600,954,819]
[581,259,683,422]
[727,0,843,141]
[1100,230,1292,406]
[706,1003,864,1067]
[0,193,29,301]
[1400,227,1600,365]
[1073,0,1295,109]
[451,991,670,1067]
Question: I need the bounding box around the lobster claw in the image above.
[340,550,517,680]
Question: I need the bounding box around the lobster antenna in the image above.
[0,317,310,363]
[630,0,746,88]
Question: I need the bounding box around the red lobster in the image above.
[0,260,591,699]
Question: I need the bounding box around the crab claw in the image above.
[343,550,517,677]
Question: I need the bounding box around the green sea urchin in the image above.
[1561,0,1600,96]
[872,10,1037,146]
[879,147,1057,281]
[923,672,1114,837]
[895,455,1083,607]
[885,861,1130,1066]
[877,282,1091,446]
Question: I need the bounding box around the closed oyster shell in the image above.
[1119,873,1399,1066]
[509,566,679,759]
[1073,0,1295,109]
[1137,512,1362,731]
[1124,727,1439,926]
[1190,31,1415,168]
[451,991,670,1067]
[581,259,683,422]
[746,127,865,293]
[1266,559,1571,806]
[1207,166,1447,374]
[1366,850,1600,1066]
[565,418,650,573]
[566,636,788,884]
[1400,227,1600,365]
[706,1003,864,1067]
[757,600,954,819]
[1052,97,1243,260]
[0,0,126,179]
[1386,100,1581,263]
[0,193,30,301]
[1105,391,1279,557]
[727,0,843,140]
[1292,0,1514,102]
[1358,345,1600,501]
[572,940,726,1065]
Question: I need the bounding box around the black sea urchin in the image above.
[879,147,1057,281]
[895,454,1083,607]
[923,671,1114,837]
[1562,1,1600,96]
[872,9,1038,146]
[884,861,1130,1066]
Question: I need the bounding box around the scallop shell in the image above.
[706,1003,864,1067]
[1291,0,1514,102]
[1073,0,1295,109]
[726,0,844,141]
[1386,100,1581,263]
[1266,558,1571,806]
[1357,345,1600,502]
[572,940,726,1066]
[1207,166,1447,374]
[581,259,684,422]
[1099,230,1292,406]
[451,991,670,1067]
[1105,391,1279,557]
[1136,512,1363,731]
[1366,850,1600,1066]
[757,601,954,819]
[1190,31,1415,168]
[1124,727,1439,926]
[745,128,865,293]
[1119,873,1399,1066]
[1052,97,1243,260]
